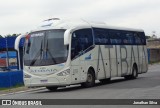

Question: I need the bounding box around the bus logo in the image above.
[2,100,11,105]
[85,54,91,60]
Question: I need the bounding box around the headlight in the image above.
[24,73,32,78]
[57,69,70,76]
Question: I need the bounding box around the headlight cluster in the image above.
[24,73,32,78]
[57,69,70,76]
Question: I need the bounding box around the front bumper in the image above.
[24,75,71,87]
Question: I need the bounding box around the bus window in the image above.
[122,31,134,45]
[71,29,93,59]
[109,30,122,45]
[94,28,109,45]
[134,33,142,45]
[138,32,146,45]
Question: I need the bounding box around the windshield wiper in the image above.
[29,41,43,66]
[46,39,57,64]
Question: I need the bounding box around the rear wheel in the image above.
[124,65,138,80]
[81,69,95,88]
[46,87,58,91]
[131,65,138,79]
[124,75,132,80]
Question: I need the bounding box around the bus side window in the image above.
[122,31,134,45]
[134,33,142,45]
[71,33,80,59]
[94,28,109,45]
[138,32,146,45]
[109,30,122,45]
[71,29,93,60]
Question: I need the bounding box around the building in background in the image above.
[147,38,160,63]
[0,51,17,70]
[0,37,24,71]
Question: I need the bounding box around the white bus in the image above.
[23,18,148,91]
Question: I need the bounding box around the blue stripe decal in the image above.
[85,54,91,60]
[57,63,65,66]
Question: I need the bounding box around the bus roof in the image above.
[31,18,144,33]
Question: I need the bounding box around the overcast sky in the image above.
[0,0,160,37]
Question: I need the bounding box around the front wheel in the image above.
[81,69,95,88]
[46,87,58,91]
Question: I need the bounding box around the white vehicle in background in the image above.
[22,18,148,91]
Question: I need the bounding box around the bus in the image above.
[23,18,148,91]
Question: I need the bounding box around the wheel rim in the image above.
[133,68,137,77]
[87,74,92,83]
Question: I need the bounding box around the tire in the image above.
[124,65,138,80]
[81,69,95,88]
[99,78,111,84]
[131,65,138,79]
[124,75,132,80]
[46,87,58,91]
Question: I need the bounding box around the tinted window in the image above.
[94,28,109,45]
[138,32,146,45]
[134,33,142,45]
[122,31,134,45]
[109,30,122,45]
[71,29,93,59]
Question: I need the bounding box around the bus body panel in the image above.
[22,19,148,88]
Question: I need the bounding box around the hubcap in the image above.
[133,68,137,77]
[87,74,92,82]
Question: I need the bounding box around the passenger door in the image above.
[71,28,93,83]
[70,32,81,83]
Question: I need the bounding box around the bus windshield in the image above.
[24,29,68,66]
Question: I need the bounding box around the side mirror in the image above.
[64,29,71,45]
[14,34,26,51]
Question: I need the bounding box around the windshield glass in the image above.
[24,29,68,66]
